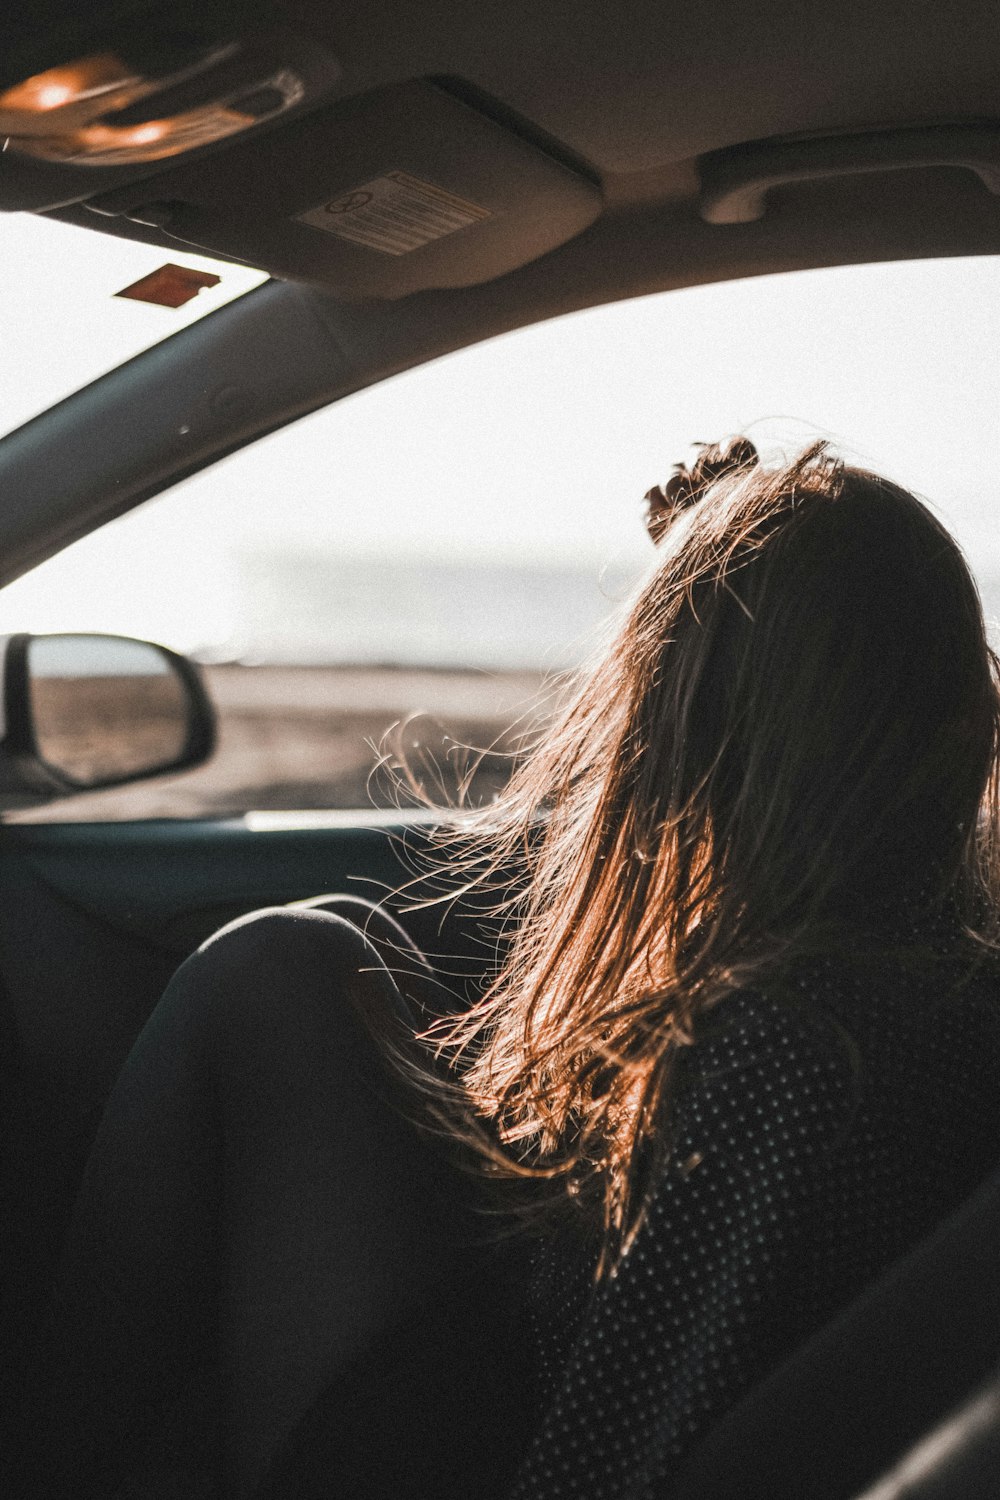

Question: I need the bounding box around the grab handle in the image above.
[699,124,1000,224]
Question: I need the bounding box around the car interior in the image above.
[1,2,1000,1495]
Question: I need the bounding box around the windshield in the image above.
[0,245,997,819]
[1,252,996,651]
[0,216,268,439]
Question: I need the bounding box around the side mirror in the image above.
[0,632,216,806]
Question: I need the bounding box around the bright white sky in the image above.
[0,214,997,654]
[0,214,268,436]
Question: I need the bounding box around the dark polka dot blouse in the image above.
[509,923,1000,1499]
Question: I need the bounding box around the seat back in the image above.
[855,1366,1000,1500]
[674,1164,1000,1500]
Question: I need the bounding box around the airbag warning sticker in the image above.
[295,171,491,256]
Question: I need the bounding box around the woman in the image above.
[17,439,1000,1499]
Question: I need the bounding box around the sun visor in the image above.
[76,80,602,299]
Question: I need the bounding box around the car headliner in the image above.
[0,0,998,583]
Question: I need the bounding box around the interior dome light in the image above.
[59,83,304,166]
[0,55,147,132]
[0,38,311,165]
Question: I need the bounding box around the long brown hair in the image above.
[396,439,1000,1268]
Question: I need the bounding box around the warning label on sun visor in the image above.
[295,171,492,255]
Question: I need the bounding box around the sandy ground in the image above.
[12,664,554,822]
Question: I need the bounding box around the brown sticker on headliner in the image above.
[115,264,221,308]
[295,171,491,255]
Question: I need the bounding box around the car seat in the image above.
[674,1161,1000,1499]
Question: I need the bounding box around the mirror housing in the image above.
[0,632,216,807]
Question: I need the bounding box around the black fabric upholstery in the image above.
[9,901,532,1499]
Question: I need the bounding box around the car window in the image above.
[2,254,998,822]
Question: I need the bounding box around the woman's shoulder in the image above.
[671,981,862,1172]
[675,943,1000,1165]
[684,974,860,1089]
[693,935,1000,1053]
